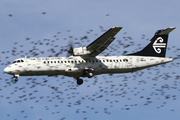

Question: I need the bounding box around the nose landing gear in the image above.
[14,78,18,82]
[13,74,19,82]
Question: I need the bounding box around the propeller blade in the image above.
[67,39,74,57]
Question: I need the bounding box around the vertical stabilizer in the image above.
[128,27,176,57]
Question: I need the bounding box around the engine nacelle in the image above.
[73,47,91,56]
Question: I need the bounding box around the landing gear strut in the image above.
[76,78,83,85]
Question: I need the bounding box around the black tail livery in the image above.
[128,27,176,57]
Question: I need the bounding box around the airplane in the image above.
[4,26,175,85]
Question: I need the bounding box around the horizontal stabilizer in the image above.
[158,27,176,35]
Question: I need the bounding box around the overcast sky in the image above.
[1,0,180,120]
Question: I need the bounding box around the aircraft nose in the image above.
[4,67,10,74]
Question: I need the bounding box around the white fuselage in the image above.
[4,56,173,78]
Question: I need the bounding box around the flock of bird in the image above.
[1,13,180,120]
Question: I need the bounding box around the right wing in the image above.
[86,26,122,57]
[73,26,122,57]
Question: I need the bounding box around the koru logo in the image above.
[153,37,166,53]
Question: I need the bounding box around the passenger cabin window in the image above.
[123,59,128,62]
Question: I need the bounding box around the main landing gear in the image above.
[75,70,94,85]
[76,78,83,85]
[83,69,94,78]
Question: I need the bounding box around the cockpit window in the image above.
[12,61,16,64]
[12,59,24,64]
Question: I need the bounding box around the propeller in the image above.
[67,39,74,57]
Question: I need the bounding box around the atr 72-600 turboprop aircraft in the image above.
[4,26,175,85]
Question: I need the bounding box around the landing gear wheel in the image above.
[76,78,83,85]
[14,78,18,82]
[11,77,18,83]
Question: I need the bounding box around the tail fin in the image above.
[128,27,176,57]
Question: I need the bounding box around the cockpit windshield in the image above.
[12,59,24,64]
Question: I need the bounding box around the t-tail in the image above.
[128,27,176,57]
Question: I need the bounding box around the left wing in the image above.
[73,26,122,57]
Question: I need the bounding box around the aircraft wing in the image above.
[87,26,122,57]
[73,26,122,57]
